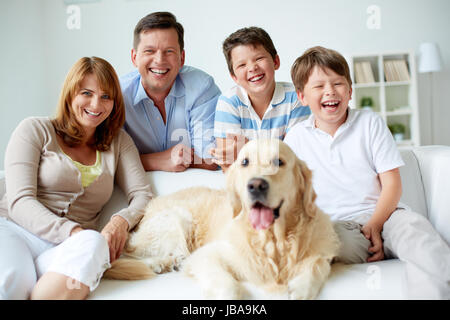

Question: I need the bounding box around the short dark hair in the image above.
[222,27,277,75]
[133,12,184,52]
[291,46,352,92]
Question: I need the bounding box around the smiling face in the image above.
[298,66,352,136]
[230,44,280,101]
[71,73,114,138]
[131,28,185,101]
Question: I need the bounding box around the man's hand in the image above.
[210,134,248,172]
[140,143,193,172]
[101,215,129,263]
[361,221,385,262]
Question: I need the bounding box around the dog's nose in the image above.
[247,178,269,199]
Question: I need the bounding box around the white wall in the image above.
[1,0,449,169]
[0,0,48,170]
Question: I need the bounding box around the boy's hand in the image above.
[360,168,401,262]
[210,134,248,169]
[361,221,385,262]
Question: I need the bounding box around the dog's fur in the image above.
[104,139,340,299]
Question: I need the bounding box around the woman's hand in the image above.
[101,215,129,262]
[70,226,84,236]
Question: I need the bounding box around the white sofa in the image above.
[1,146,449,299]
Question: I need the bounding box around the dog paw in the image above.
[204,284,242,300]
[169,253,187,272]
[288,280,320,300]
[143,254,187,274]
[142,258,168,274]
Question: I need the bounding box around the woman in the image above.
[0,57,152,299]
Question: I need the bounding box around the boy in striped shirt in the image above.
[210,27,310,171]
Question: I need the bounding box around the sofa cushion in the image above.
[90,260,406,300]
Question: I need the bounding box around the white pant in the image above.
[0,217,110,300]
[335,209,450,299]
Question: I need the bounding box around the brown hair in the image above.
[291,46,352,92]
[52,56,125,151]
[133,11,184,51]
[222,26,277,75]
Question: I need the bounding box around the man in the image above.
[121,12,220,171]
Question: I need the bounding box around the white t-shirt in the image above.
[284,108,405,221]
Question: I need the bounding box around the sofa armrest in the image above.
[412,145,450,244]
[399,150,428,217]
[0,171,5,199]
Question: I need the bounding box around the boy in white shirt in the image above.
[284,46,450,299]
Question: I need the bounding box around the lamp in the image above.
[419,43,443,73]
[418,42,443,145]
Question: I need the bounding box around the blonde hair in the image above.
[291,46,352,92]
[52,56,125,151]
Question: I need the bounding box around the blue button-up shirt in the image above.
[120,65,221,159]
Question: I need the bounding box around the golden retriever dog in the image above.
[104,139,340,299]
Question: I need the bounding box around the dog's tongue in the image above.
[249,206,274,230]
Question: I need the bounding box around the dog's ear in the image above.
[294,157,317,219]
[225,162,242,218]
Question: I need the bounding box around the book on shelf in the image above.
[396,59,410,81]
[354,61,375,84]
[384,59,410,82]
[384,61,393,82]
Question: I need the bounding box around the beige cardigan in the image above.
[0,117,153,244]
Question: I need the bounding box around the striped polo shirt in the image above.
[213,82,310,140]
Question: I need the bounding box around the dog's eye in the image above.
[241,158,249,167]
[273,158,284,167]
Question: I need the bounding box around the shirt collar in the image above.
[301,107,358,129]
[168,73,185,98]
[133,78,149,106]
[133,73,185,106]
[271,83,286,106]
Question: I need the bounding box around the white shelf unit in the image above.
[349,51,420,148]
